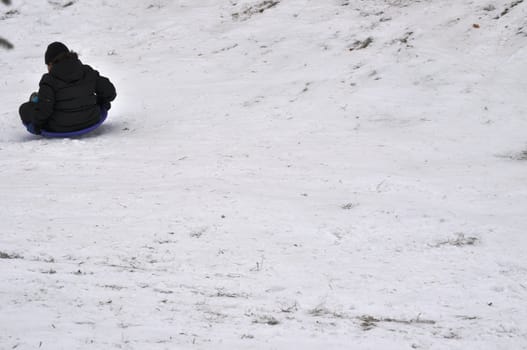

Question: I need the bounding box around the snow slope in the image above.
[1,0,527,349]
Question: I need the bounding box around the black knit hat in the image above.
[45,42,69,64]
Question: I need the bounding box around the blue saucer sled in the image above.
[25,109,108,138]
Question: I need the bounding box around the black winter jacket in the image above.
[33,56,116,132]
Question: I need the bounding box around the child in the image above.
[19,42,116,134]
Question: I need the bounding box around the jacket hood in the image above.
[50,57,84,83]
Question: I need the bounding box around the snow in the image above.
[1,0,527,349]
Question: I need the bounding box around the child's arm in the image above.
[32,78,55,129]
[95,71,116,110]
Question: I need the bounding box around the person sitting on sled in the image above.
[19,42,116,135]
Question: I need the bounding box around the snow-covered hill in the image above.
[1,1,526,349]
